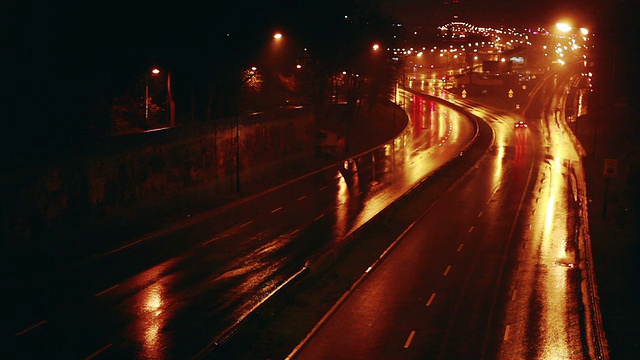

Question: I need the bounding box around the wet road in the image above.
[493,70,592,359]
[6,90,475,358]
[292,68,593,359]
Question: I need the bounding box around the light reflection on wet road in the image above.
[495,71,587,360]
[293,71,590,359]
[116,90,475,358]
[434,72,589,359]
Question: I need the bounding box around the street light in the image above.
[553,22,590,65]
[145,68,160,122]
[556,22,590,38]
[556,22,573,33]
[144,67,175,128]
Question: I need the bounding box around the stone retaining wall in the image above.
[1,107,315,244]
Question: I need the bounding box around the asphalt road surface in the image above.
[292,68,592,359]
[6,90,475,359]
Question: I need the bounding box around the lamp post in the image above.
[233,33,283,191]
[145,68,160,123]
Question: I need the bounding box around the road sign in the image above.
[603,159,618,177]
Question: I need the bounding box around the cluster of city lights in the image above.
[437,22,531,44]
[543,23,591,66]
[434,22,536,59]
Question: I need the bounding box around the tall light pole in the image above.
[145,68,160,123]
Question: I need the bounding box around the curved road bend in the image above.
[7,90,474,359]
[293,69,592,359]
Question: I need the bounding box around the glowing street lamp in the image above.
[556,22,589,37]
[145,68,160,122]
[556,22,573,33]
[554,21,590,65]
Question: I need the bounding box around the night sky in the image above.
[3,0,635,162]
[377,0,602,28]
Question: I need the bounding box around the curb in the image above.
[191,264,311,359]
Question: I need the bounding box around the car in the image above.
[515,120,528,128]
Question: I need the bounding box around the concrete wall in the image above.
[2,107,315,245]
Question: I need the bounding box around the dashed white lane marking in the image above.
[15,320,46,336]
[504,325,511,341]
[85,343,112,360]
[297,196,306,201]
[319,186,327,191]
[404,330,416,348]
[240,220,253,228]
[314,214,324,221]
[468,226,474,233]
[457,243,464,252]
[271,207,283,213]
[478,211,483,217]
[202,237,218,245]
[443,265,452,276]
[426,293,436,307]
[95,284,120,297]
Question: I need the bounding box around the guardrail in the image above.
[307,91,481,274]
